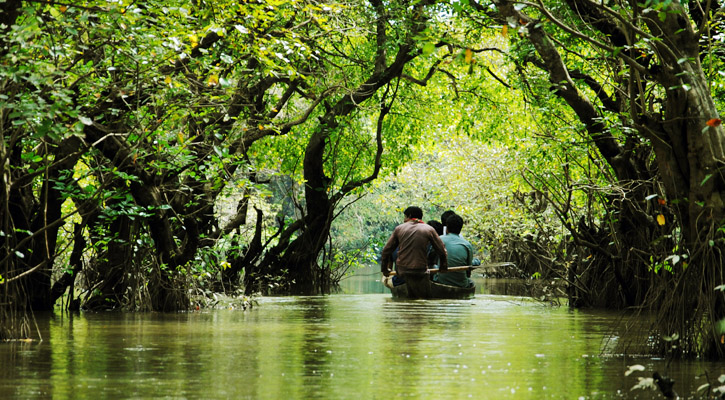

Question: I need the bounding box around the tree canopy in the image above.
[3,0,725,358]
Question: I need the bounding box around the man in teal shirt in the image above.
[434,214,474,288]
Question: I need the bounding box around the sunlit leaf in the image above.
[657,214,665,225]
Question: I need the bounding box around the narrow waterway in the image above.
[1,271,722,399]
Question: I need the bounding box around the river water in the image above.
[1,271,723,399]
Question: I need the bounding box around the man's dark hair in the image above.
[441,210,457,226]
[404,206,423,219]
[427,220,443,235]
[446,214,464,234]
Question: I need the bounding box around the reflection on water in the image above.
[337,265,537,297]
[1,271,723,399]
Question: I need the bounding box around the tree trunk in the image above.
[83,214,136,310]
[50,223,85,310]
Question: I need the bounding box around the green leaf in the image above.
[663,333,679,341]
[422,42,435,55]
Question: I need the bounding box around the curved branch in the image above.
[485,66,511,89]
[568,70,619,111]
[512,0,650,75]
[494,0,637,180]
[401,59,443,86]
[239,86,340,148]
[370,0,388,74]
[436,68,460,98]
[334,84,395,200]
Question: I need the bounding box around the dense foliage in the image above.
[463,0,725,358]
[0,0,446,318]
[3,0,725,359]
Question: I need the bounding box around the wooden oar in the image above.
[387,262,515,276]
[388,266,476,276]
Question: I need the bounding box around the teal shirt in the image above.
[434,233,474,288]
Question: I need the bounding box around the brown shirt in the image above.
[381,220,448,275]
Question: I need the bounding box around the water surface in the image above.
[1,274,722,399]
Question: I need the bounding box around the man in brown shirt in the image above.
[381,207,448,295]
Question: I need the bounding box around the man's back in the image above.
[434,233,473,287]
[382,220,445,275]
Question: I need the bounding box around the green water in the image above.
[1,276,723,399]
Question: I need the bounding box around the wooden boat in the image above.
[385,263,515,299]
[390,278,475,300]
